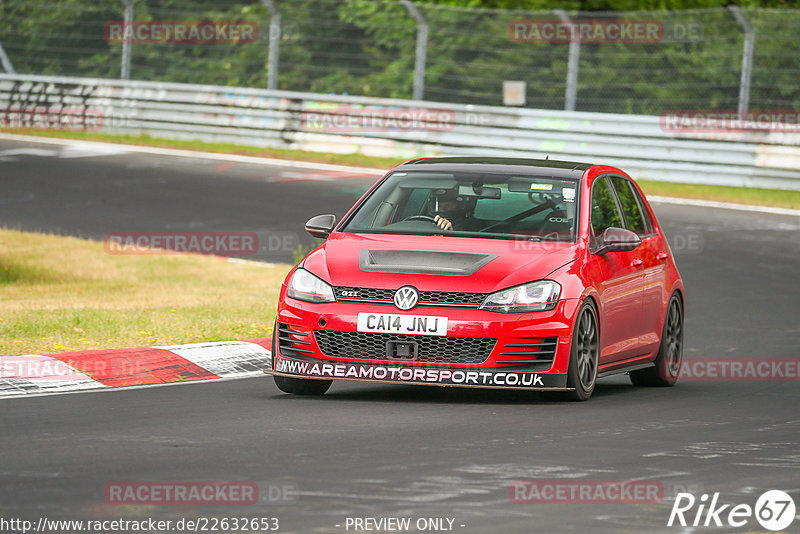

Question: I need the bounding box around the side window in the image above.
[609,176,650,236]
[630,181,654,234]
[590,177,624,243]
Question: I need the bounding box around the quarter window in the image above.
[609,176,651,236]
[590,177,624,244]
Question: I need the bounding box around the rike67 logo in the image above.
[668,490,796,531]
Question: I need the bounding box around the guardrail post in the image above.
[120,0,134,80]
[0,38,15,74]
[261,0,281,90]
[401,0,428,101]
[728,6,754,116]
[554,9,579,112]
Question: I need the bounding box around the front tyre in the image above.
[273,375,332,395]
[630,293,683,387]
[563,301,599,401]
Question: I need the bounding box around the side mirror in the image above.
[305,214,336,238]
[595,227,641,256]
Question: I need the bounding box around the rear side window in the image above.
[609,176,652,236]
[590,177,623,241]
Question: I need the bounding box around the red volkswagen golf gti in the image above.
[267,157,685,401]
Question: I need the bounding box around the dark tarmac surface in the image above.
[2,136,798,533]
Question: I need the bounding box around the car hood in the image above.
[301,232,581,293]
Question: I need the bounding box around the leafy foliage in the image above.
[1,0,798,114]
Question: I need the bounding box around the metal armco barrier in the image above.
[1,74,799,189]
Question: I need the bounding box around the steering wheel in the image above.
[402,215,437,224]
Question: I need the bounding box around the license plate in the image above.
[356,313,448,336]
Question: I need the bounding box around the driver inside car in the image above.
[431,189,477,231]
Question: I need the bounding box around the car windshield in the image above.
[341,171,580,242]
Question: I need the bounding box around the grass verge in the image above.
[0,228,291,356]
[3,128,799,210]
[637,180,800,210]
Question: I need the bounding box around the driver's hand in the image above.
[434,215,453,230]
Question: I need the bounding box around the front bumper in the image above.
[266,296,581,391]
[267,357,569,390]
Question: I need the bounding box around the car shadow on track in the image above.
[265,380,649,405]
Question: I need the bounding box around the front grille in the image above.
[314,329,495,365]
[496,337,558,370]
[277,323,313,357]
[418,290,485,306]
[334,286,486,307]
[335,287,394,301]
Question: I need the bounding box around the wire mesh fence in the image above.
[0,0,798,116]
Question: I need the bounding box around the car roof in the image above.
[398,157,593,180]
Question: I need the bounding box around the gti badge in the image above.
[393,286,419,310]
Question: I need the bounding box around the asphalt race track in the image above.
[0,138,378,263]
[2,137,799,533]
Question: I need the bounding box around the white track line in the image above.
[2,133,796,217]
[0,373,266,400]
[0,343,273,400]
[0,355,107,397]
[0,133,386,175]
[225,257,279,267]
[648,196,800,217]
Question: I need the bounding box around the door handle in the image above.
[631,258,644,267]
[657,252,669,261]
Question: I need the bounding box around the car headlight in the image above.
[480,280,561,313]
[286,268,335,303]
